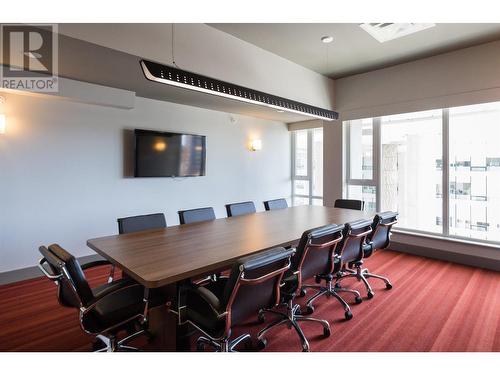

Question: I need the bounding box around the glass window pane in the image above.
[449,101,500,241]
[347,185,376,211]
[294,180,309,196]
[312,198,323,206]
[349,118,373,180]
[294,130,308,176]
[312,128,323,197]
[293,196,310,206]
[381,109,442,233]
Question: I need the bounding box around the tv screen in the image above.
[134,129,206,177]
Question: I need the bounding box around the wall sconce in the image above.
[250,139,262,151]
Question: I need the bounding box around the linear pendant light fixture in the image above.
[141,60,338,121]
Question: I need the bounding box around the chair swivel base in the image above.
[93,329,147,352]
[195,333,251,352]
[337,265,392,299]
[301,280,362,320]
[257,300,330,352]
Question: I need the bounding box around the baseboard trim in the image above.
[390,242,500,272]
[0,254,104,286]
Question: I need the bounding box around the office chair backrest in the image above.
[38,244,94,308]
[263,198,288,211]
[117,213,166,234]
[334,199,365,211]
[178,207,216,225]
[369,211,398,250]
[222,247,294,327]
[292,224,344,286]
[337,219,373,264]
[225,201,256,217]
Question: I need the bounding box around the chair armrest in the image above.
[82,283,144,314]
[179,284,226,321]
[81,259,113,270]
[91,278,137,301]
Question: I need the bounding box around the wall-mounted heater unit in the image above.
[140,60,338,121]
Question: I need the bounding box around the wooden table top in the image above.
[87,205,375,288]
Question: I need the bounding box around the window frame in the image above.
[291,128,323,205]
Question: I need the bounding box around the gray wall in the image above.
[0,91,291,273]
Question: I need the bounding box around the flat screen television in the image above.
[134,129,206,177]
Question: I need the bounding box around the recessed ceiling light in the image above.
[277,110,285,113]
[321,36,334,44]
[360,23,435,43]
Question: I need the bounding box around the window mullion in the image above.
[345,121,351,183]
[373,117,382,212]
[442,108,450,236]
[307,129,314,204]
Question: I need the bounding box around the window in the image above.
[345,118,377,210]
[344,101,500,245]
[348,118,373,180]
[381,109,442,233]
[292,128,323,205]
[448,102,500,241]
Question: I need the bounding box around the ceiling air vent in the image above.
[360,23,435,43]
[140,60,338,121]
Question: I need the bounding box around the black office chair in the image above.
[343,212,398,298]
[263,198,288,211]
[257,225,340,351]
[38,244,149,351]
[225,201,256,217]
[332,219,380,300]
[334,199,365,211]
[117,213,166,234]
[179,247,295,352]
[178,207,216,224]
[300,223,364,320]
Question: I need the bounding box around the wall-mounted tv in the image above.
[134,129,206,177]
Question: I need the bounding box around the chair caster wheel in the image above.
[344,310,353,320]
[323,327,331,338]
[258,312,265,323]
[299,288,307,297]
[305,305,315,315]
[386,283,393,290]
[335,283,341,289]
[367,291,375,299]
[257,338,267,350]
[302,344,310,352]
[196,342,205,352]
[355,296,363,304]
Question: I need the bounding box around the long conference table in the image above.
[87,205,375,351]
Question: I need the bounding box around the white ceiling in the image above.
[209,23,500,78]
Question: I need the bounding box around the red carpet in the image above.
[1,250,499,352]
